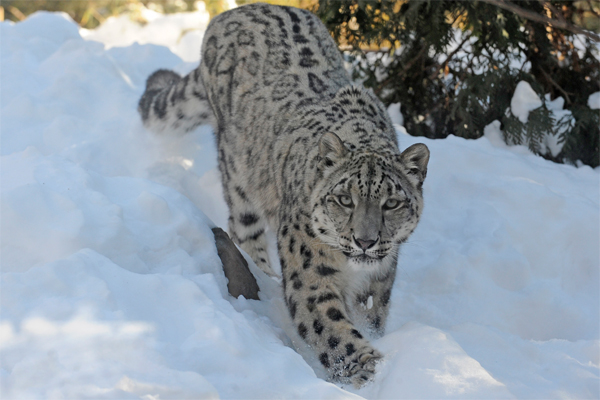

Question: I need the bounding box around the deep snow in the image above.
[1,9,598,400]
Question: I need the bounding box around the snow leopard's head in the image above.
[311,132,429,270]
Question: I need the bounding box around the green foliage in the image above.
[314,0,600,167]
[502,104,555,155]
[562,103,600,166]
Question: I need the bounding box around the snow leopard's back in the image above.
[199,3,350,128]
[138,3,351,137]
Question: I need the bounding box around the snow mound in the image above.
[369,324,514,399]
[387,102,404,126]
[588,91,600,110]
[510,81,542,123]
[1,10,598,400]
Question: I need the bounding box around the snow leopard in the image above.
[138,3,429,387]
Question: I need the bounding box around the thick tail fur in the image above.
[138,68,215,134]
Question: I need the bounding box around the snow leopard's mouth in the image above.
[344,253,383,263]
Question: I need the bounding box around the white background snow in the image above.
[1,7,599,400]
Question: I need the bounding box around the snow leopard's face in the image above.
[311,133,429,269]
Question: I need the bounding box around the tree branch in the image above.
[540,1,567,25]
[538,66,573,104]
[479,0,600,41]
[374,44,428,95]
[585,0,600,19]
[429,33,472,80]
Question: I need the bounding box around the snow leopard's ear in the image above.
[319,132,348,167]
[399,143,430,184]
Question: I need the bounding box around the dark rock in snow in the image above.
[212,227,260,300]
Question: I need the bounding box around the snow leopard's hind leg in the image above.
[138,68,215,134]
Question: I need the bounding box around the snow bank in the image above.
[1,10,598,400]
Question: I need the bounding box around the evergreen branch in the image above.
[539,66,572,104]
[449,8,468,27]
[429,34,472,80]
[540,1,567,25]
[374,44,428,95]
[479,0,600,41]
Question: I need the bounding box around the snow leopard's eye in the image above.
[383,198,400,210]
[338,195,353,208]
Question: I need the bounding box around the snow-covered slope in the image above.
[1,11,598,400]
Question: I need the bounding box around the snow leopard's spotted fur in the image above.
[138,3,429,387]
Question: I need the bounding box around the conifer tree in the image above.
[314,0,599,167]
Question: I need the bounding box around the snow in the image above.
[370,324,513,399]
[386,103,404,126]
[80,3,209,62]
[510,81,543,123]
[589,91,600,110]
[1,10,599,400]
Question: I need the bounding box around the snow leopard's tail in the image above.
[138,68,215,134]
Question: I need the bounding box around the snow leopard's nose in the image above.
[353,236,378,251]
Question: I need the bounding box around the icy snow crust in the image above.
[1,11,599,399]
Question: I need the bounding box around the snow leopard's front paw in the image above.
[346,347,383,388]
